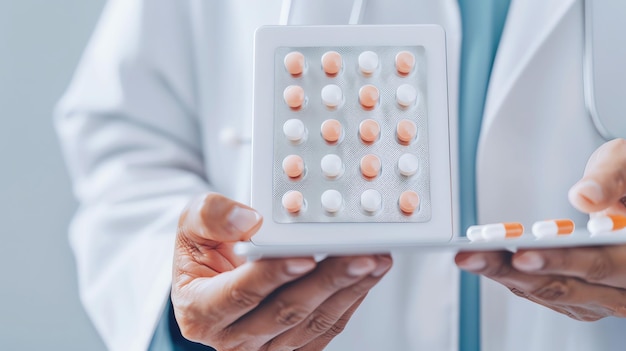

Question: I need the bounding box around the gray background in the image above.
[0,0,107,349]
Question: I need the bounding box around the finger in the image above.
[296,296,367,351]
[568,138,626,214]
[511,246,626,288]
[456,251,626,321]
[179,192,263,245]
[455,250,513,278]
[524,290,607,322]
[222,255,379,351]
[268,255,393,350]
[517,277,626,321]
[173,257,316,344]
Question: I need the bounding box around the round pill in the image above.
[321,51,342,75]
[358,51,379,74]
[321,189,343,213]
[320,154,343,178]
[395,51,415,75]
[282,155,304,178]
[284,51,305,76]
[361,189,382,213]
[359,85,379,109]
[360,154,381,178]
[283,119,306,142]
[396,119,417,143]
[399,191,420,214]
[359,119,380,143]
[398,153,419,176]
[282,190,304,213]
[321,84,343,108]
[283,85,305,109]
[396,84,417,107]
[321,119,342,143]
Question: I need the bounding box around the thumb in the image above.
[568,138,626,214]
[179,193,263,243]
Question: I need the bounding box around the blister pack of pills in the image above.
[246,25,452,247]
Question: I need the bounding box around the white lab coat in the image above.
[55,0,624,350]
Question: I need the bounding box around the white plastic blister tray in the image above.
[235,229,626,258]
[248,25,452,248]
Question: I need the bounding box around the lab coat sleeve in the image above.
[54,0,207,350]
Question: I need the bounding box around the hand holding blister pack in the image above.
[234,25,626,258]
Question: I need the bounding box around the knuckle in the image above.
[261,263,283,282]
[326,317,348,337]
[349,278,375,296]
[605,292,626,318]
[608,138,626,187]
[275,301,311,327]
[484,259,512,278]
[202,192,227,209]
[509,287,528,298]
[227,284,265,309]
[611,304,626,318]
[530,278,569,302]
[579,314,602,322]
[200,193,230,228]
[613,138,626,151]
[220,345,247,351]
[177,319,208,344]
[265,343,292,351]
[561,306,590,321]
[320,269,353,290]
[473,251,514,278]
[561,309,578,320]
[213,330,247,351]
[306,311,338,335]
[585,255,612,283]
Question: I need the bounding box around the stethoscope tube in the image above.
[582,0,620,141]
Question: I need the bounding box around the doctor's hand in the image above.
[456,138,626,321]
[172,193,393,351]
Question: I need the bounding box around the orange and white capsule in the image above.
[587,215,626,235]
[465,225,486,242]
[531,219,575,238]
[482,222,524,241]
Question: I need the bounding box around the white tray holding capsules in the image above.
[246,25,453,248]
[235,215,626,258]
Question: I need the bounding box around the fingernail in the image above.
[347,257,377,276]
[227,206,261,233]
[457,255,487,271]
[570,180,604,206]
[371,258,392,277]
[286,259,316,275]
[514,252,544,271]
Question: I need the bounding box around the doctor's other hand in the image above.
[456,138,626,321]
[171,193,393,351]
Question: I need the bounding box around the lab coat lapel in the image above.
[481,0,577,133]
[475,0,587,224]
